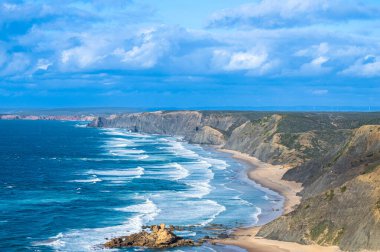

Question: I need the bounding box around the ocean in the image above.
[0,120,283,251]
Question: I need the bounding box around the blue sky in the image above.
[1,0,380,109]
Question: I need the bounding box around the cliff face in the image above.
[90,111,380,252]
[258,125,380,251]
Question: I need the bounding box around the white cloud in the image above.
[341,55,380,77]
[112,28,169,69]
[298,56,330,75]
[0,53,31,77]
[208,0,380,29]
[312,56,329,66]
[212,49,268,72]
[36,59,52,71]
[295,42,329,57]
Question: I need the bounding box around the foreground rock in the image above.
[104,224,200,249]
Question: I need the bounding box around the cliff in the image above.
[90,111,380,252]
[258,125,380,251]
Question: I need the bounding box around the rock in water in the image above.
[104,224,198,249]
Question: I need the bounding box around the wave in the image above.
[86,167,144,177]
[109,148,145,156]
[197,200,226,226]
[102,128,151,139]
[32,233,66,248]
[171,163,190,180]
[74,124,87,128]
[70,177,102,183]
[232,195,254,206]
[251,207,262,224]
[36,199,160,251]
[114,199,160,217]
[104,137,136,148]
[183,181,213,198]
[152,199,226,227]
[144,163,189,181]
[202,157,230,170]
[78,156,148,162]
[160,141,199,158]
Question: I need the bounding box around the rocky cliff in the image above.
[90,111,380,252]
[258,125,380,251]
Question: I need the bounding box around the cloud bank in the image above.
[0,0,379,107]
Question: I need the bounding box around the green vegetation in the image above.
[310,221,330,241]
[325,189,334,201]
[280,133,299,149]
[376,199,380,210]
[310,221,344,246]
[332,228,345,245]
[340,186,347,193]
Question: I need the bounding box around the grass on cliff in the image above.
[325,189,335,201]
[310,221,344,246]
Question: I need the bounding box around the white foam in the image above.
[109,148,145,156]
[171,163,190,180]
[70,178,102,183]
[144,163,189,180]
[137,155,149,160]
[74,124,87,128]
[202,157,230,170]
[79,157,145,162]
[102,128,151,139]
[251,207,262,224]
[104,137,136,148]
[183,181,213,198]
[37,199,160,251]
[198,201,226,226]
[161,141,199,158]
[232,195,253,206]
[152,199,225,227]
[114,199,160,217]
[86,167,144,177]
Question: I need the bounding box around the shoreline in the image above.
[215,148,342,252]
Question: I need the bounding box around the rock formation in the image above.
[104,224,198,249]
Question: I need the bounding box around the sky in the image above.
[1,0,380,109]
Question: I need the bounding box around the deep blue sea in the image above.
[0,120,283,252]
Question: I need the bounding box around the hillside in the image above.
[89,111,380,251]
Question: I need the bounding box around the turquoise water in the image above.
[0,120,282,251]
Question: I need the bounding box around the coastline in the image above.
[215,148,342,252]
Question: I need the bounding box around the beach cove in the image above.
[215,149,342,252]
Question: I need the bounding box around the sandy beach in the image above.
[216,149,342,252]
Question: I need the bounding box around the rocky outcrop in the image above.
[190,126,225,145]
[104,224,198,249]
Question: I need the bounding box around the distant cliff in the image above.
[90,111,380,252]
[0,114,95,121]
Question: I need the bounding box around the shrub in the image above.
[340,186,347,193]
[325,189,334,201]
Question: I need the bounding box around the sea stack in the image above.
[104,224,198,249]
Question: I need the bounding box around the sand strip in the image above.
[215,149,342,252]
